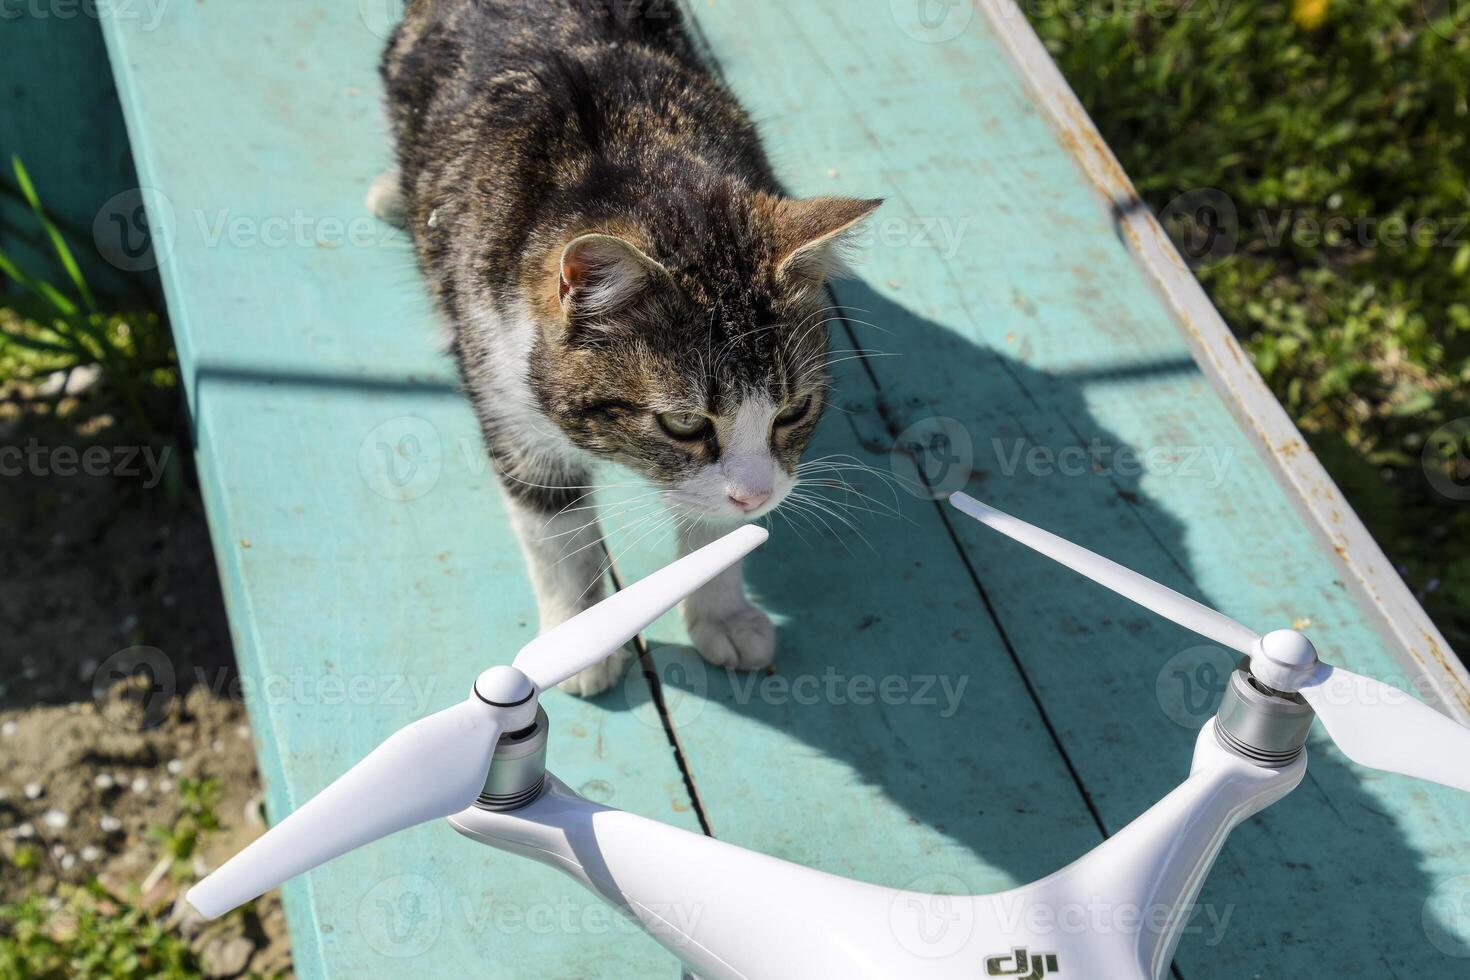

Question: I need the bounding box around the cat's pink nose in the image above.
[728,490,771,513]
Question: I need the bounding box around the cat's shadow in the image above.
[604,280,1450,977]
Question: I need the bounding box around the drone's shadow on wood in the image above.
[628,281,1446,978]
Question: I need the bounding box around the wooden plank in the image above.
[607,2,1470,977]
[98,5,700,977]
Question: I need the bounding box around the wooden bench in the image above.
[96,1,1470,976]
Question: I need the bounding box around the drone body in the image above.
[448,719,1303,980]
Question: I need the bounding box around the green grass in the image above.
[0,156,178,439]
[1028,0,1470,650]
[0,780,215,980]
[146,778,223,883]
[0,885,200,980]
[0,774,279,980]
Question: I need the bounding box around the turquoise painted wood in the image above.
[97,5,700,978]
[96,0,1470,978]
[0,11,147,306]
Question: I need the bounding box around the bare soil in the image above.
[0,400,294,977]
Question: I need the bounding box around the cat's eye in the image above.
[656,410,710,439]
[775,395,813,427]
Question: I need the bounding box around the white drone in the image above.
[187,494,1470,979]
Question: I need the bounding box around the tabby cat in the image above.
[374,0,880,695]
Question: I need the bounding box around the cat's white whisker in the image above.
[779,497,862,557]
[576,504,686,605]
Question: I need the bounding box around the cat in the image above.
[373,0,880,696]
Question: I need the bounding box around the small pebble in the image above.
[236,725,250,740]
[23,782,43,800]
[94,773,115,790]
[159,778,174,793]
[100,815,123,833]
[131,777,149,795]
[166,759,183,775]
[42,809,68,830]
[60,854,76,871]
[1,720,15,737]
[14,822,35,839]
[81,845,103,862]
[212,739,225,753]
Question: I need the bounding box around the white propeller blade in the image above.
[949,492,1259,655]
[1299,665,1470,793]
[514,523,769,690]
[187,698,501,918]
[186,524,769,919]
[949,492,1470,795]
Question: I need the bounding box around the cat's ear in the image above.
[557,233,672,319]
[771,197,883,286]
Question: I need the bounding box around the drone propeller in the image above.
[949,492,1470,794]
[185,524,768,919]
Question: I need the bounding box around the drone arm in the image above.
[449,776,938,980]
[1032,723,1305,978]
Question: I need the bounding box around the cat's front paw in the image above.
[557,642,637,698]
[687,602,775,671]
